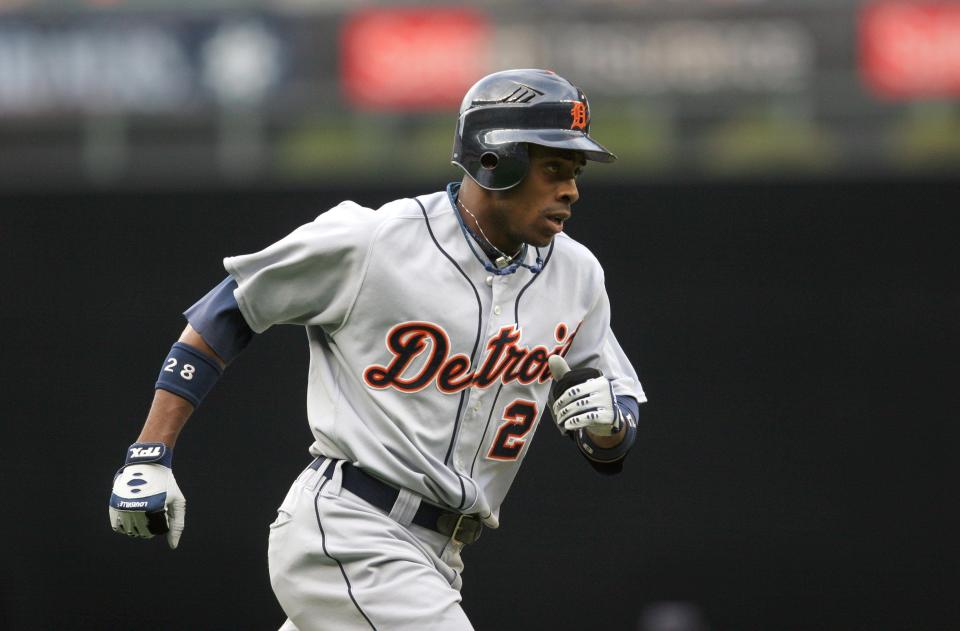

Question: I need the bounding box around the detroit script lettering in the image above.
[364,321,579,394]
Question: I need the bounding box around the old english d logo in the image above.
[570,101,588,131]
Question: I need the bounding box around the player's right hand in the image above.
[108,443,186,549]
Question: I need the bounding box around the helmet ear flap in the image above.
[473,142,528,190]
[453,108,532,189]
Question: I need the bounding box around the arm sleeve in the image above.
[183,277,254,363]
[223,201,379,334]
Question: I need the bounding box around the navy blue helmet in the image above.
[452,69,616,190]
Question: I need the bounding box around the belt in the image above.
[309,458,483,545]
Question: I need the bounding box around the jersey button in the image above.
[493,305,502,316]
[485,275,494,286]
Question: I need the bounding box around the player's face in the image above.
[490,145,585,250]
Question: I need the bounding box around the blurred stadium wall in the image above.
[0,0,958,190]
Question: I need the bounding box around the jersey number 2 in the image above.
[487,399,539,461]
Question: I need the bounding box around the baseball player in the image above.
[108,68,645,630]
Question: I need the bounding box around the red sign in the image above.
[860,1,960,98]
[340,8,492,110]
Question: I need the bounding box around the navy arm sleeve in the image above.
[183,276,255,363]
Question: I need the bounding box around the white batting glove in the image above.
[109,443,186,549]
[548,355,623,437]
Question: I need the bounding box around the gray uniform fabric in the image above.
[224,188,645,629]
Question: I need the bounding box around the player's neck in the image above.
[457,182,522,256]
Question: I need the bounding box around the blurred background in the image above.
[1,0,960,187]
[0,1,957,630]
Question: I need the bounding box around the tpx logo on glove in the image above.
[129,446,162,459]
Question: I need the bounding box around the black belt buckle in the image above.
[438,513,483,545]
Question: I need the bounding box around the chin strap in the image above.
[452,193,544,276]
[480,250,544,276]
[460,225,544,275]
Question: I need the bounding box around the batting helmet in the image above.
[452,69,615,191]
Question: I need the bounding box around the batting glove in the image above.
[109,443,186,549]
[548,355,623,437]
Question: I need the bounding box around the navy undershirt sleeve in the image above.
[183,276,254,363]
[616,395,639,426]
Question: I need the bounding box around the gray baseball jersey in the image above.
[225,186,645,524]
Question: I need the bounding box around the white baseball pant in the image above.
[268,459,473,631]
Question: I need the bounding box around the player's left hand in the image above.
[548,355,623,436]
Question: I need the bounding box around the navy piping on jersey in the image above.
[313,479,377,630]
[469,384,504,477]
[415,196,482,512]
[455,474,467,513]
